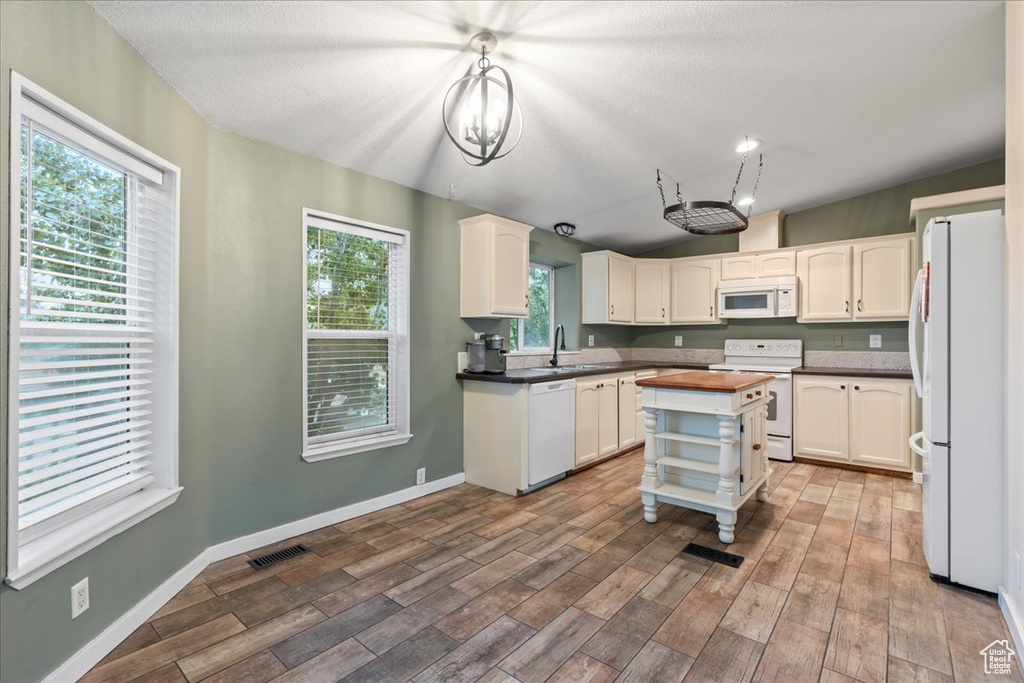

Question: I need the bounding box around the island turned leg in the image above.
[716,414,737,543]
[757,402,770,502]
[641,407,659,523]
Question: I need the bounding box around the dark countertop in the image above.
[793,366,913,380]
[456,360,710,384]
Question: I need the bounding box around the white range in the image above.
[709,339,803,462]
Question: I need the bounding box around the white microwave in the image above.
[718,277,798,318]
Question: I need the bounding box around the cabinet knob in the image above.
[756,390,762,396]
[840,385,846,390]
[752,444,762,451]
[854,385,860,391]
[746,393,753,399]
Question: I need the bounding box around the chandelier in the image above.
[442,32,523,166]
[657,138,764,235]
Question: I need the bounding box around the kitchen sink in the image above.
[558,364,610,370]
[519,367,564,374]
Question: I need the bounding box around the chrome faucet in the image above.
[550,324,566,366]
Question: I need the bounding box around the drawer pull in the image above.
[746,393,753,399]
[755,390,762,396]
[752,444,762,451]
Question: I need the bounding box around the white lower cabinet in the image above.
[576,376,620,466]
[597,380,620,458]
[575,379,601,466]
[849,380,913,469]
[794,374,914,471]
[618,374,638,450]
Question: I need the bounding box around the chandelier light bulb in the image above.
[736,138,761,154]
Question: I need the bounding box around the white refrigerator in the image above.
[909,210,1005,593]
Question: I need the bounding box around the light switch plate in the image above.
[869,334,882,348]
[457,351,467,374]
[674,336,683,347]
[588,335,595,347]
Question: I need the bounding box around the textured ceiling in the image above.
[88,0,1005,254]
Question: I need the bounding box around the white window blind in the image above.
[14,111,170,542]
[303,213,410,458]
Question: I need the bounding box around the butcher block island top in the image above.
[636,370,774,393]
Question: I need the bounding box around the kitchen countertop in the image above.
[793,366,913,380]
[637,371,774,393]
[456,360,709,384]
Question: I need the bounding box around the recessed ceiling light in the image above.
[737,196,756,207]
[735,138,760,154]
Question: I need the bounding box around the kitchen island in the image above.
[636,371,773,543]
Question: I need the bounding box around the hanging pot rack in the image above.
[658,146,764,235]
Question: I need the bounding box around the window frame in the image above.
[5,72,181,590]
[512,263,556,353]
[301,208,412,462]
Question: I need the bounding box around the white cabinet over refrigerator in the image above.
[909,210,1005,593]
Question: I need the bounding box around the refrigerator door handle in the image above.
[909,268,924,398]
[909,430,928,456]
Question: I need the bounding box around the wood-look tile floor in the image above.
[81,452,1021,683]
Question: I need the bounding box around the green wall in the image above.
[0,3,626,680]
[632,158,1005,351]
[0,3,213,682]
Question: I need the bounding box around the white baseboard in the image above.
[43,551,210,683]
[1000,587,1024,657]
[206,473,465,562]
[43,473,466,683]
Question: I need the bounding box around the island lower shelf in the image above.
[636,371,774,543]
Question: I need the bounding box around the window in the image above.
[302,209,411,461]
[509,264,554,352]
[6,74,180,589]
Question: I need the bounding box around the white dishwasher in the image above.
[527,379,577,488]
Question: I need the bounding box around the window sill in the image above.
[5,487,182,590]
[303,432,413,462]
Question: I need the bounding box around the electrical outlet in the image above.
[674,336,683,347]
[588,335,594,347]
[71,578,89,619]
[833,335,843,348]
[1015,551,1021,589]
[416,468,426,486]
[869,334,882,349]
[457,351,468,373]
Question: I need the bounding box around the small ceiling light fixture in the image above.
[553,222,576,237]
[442,32,523,166]
[657,137,764,235]
[735,137,761,154]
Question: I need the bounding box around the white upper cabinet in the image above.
[756,250,796,277]
[853,236,914,320]
[720,255,757,280]
[797,245,853,322]
[634,259,670,324]
[670,257,721,324]
[582,251,635,324]
[460,214,534,318]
